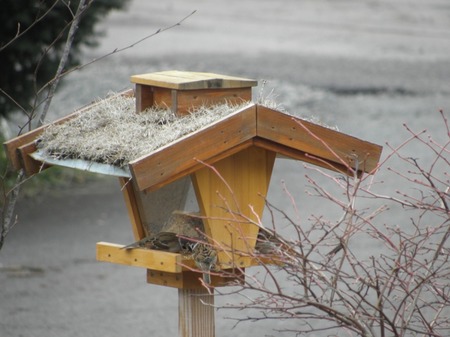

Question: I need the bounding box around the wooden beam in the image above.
[173,87,252,116]
[118,177,145,240]
[3,89,133,171]
[17,141,50,176]
[129,104,257,192]
[134,84,153,112]
[130,70,257,90]
[256,105,382,174]
[253,137,357,175]
[96,242,188,273]
[147,269,244,289]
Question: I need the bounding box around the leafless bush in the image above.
[0,5,196,250]
[212,110,449,337]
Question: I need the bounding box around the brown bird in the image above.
[192,242,217,284]
[121,232,186,253]
[254,231,281,255]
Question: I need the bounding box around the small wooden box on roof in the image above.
[4,70,382,289]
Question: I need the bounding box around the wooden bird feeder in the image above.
[4,70,383,337]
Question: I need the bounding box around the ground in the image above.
[1,0,449,336]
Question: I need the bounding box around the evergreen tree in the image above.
[0,0,129,118]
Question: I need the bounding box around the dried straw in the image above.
[37,94,252,167]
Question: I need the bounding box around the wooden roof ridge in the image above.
[129,103,382,192]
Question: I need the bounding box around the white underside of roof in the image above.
[31,150,131,178]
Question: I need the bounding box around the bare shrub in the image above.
[212,110,449,337]
[0,6,196,249]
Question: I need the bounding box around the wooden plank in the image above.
[152,86,173,109]
[17,141,49,176]
[3,89,133,171]
[118,177,145,240]
[96,241,184,273]
[136,84,253,116]
[130,70,257,90]
[147,270,197,289]
[135,84,154,112]
[253,137,358,176]
[174,88,252,115]
[135,140,254,193]
[256,105,382,173]
[147,269,243,289]
[191,146,276,268]
[140,140,255,194]
[179,288,215,337]
[129,104,257,192]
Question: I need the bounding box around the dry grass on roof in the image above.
[37,93,252,167]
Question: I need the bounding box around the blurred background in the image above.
[1,1,449,336]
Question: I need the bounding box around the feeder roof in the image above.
[130,70,258,90]
[4,91,382,193]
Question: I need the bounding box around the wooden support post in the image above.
[179,288,215,337]
[119,177,145,240]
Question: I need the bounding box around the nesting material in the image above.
[37,94,251,167]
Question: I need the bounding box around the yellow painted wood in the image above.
[17,141,48,176]
[147,270,196,289]
[96,242,184,273]
[3,89,133,172]
[191,146,276,268]
[118,178,145,240]
[147,268,243,289]
[129,105,257,192]
[253,138,359,176]
[130,70,257,90]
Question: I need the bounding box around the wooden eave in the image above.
[128,104,258,191]
[129,104,382,192]
[3,101,382,189]
[3,89,134,173]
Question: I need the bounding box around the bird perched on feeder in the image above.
[121,231,192,253]
[192,242,217,284]
[254,230,281,255]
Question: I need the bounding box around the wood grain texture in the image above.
[256,105,382,173]
[173,87,252,115]
[147,269,243,289]
[191,146,276,268]
[254,137,359,175]
[129,104,257,192]
[17,141,49,176]
[135,84,153,112]
[178,288,215,337]
[130,70,257,90]
[145,87,252,116]
[96,241,185,273]
[118,177,145,240]
[3,89,133,171]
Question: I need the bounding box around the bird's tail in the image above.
[203,272,211,284]
[120,242,139,250]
